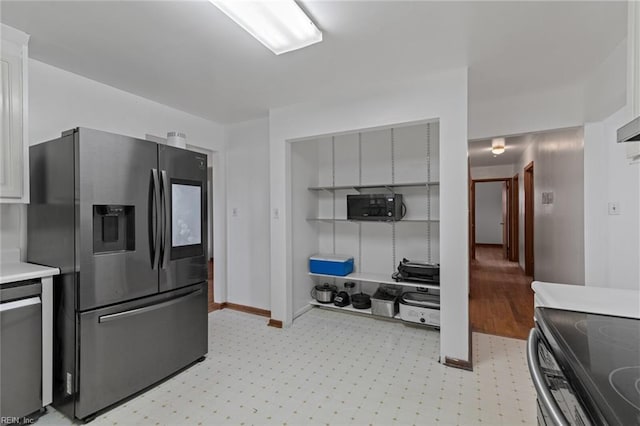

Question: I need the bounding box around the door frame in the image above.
[470,178,514,259]
[510,173,520,262]
[524,162,534,277]
[469,162,476,260]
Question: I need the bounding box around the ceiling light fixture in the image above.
[491,138,506,155]
[209,0,323,55]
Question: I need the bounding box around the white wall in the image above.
[224,118,271,310]
[475,181,503,245]
[469,36,626,141]
[28,60,224,150]
[269,68,470,363]
[583,40,627,123]
[584,106,640,290]
[290,140,320,317]
[0,204,27,255]
[470,165,514,180]
[515,127,585,285]
[469,82,585,141]
[517,142,535,271]
[1,59,228,296]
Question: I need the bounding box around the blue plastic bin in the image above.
[309,254,354,276]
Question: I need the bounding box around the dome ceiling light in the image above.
[491,138,506,155]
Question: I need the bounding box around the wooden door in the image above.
[470,181,476,260]
[524,163,534,276]
[502,181,509,259]
[510,174,520,262]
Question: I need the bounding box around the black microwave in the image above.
[347,194,404,221]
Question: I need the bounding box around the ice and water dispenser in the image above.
[93,205,135,254]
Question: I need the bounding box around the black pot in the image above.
[351,292,371,309]
[333,291,351,307]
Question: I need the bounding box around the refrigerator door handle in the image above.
[149,169,161,269]
[161,170,170,269]
[98,288,203,323]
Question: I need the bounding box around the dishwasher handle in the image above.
[527,328,570,426]
[0,297,41,313]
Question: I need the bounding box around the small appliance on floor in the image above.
[399,291,440,327]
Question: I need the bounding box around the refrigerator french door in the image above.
[28,128,208,422]
[158,144,208,292]
[78,128,159,311]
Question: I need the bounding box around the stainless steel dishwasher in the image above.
[0,279,42,424]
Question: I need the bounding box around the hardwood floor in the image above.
[469,246,534,340]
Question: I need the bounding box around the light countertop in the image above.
[532,281,640,319]
[0,249,59,284]
[0,262,60,284]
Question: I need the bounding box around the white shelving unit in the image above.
[306,218,439,223]
[290,120,440,324]
[309,299,401,319]
[308,272,439,290]
[308,181,439,192]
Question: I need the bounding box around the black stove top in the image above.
[536,308,640,426]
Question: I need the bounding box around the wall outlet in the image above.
[273,208,279,219]
[608,202,621,215]
[232,207,238,217]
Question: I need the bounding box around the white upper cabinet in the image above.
[0,24,30,203]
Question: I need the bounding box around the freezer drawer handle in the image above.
[0,297,41,312]
[527,328,569,426]
[98,289,202,323]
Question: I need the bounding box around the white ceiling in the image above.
[0,1,627,124]
[468,135,533,167]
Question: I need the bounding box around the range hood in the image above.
[618,1,639,147]
[617,116,640,143]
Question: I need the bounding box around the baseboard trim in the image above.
[475,243,503,248]
[210,302,271,318]
[443,356,473,371]
[294,304,313,319]
[267,319,283,328]
[224,303,271,318]
[210,302,226,311]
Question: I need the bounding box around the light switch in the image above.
[273,208,279,219]
[608,202,621,215]
[232,207,238,217]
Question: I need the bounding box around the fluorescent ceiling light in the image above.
[210,0,323,55]
[491,138,505,155]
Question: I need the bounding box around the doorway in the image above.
[469,175,533,339]
[470,178,514,259]
[187,144,216,311]
[524,162,534,277]
[511,174,519,262]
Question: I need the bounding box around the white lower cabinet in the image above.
[0,24,30,203]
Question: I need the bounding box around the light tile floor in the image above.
[39,308,536,425]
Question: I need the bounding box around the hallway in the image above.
[469,246,534,340]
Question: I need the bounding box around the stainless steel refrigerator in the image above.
[27,128,208,421]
